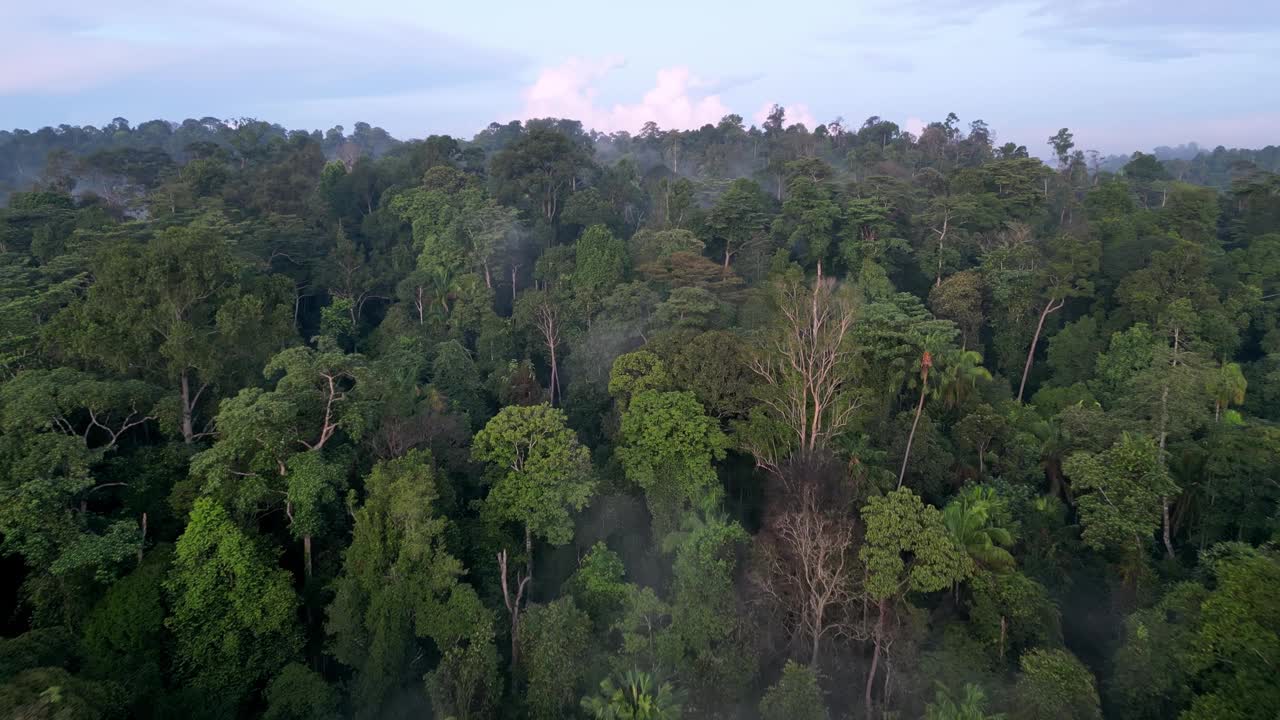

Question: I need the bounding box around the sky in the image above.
[2,0,1278,155]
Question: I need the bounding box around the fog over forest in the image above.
[0,108,1278,720]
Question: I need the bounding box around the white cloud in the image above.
[904,116,926,136]
[519,58,732,133]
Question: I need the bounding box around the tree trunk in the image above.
[524,525,534,588]
[303,534,313,579]
[179,371,195,444]
[810,625,822,668]
[1158,377,1175,559]
[865,599,887,719]
[1018,298,1063,403]
[897,381,928,489]
[548,342,559,406]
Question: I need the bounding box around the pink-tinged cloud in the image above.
[904,116,926,137]
[753,102,817,130]
[519,58,732,133]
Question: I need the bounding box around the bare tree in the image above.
[532,299,563,406]
[754,483,857,666]
[745,264,863,473]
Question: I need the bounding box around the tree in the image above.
[520,598,593,720]
[980,224,1097,401]
[80,547,170,713]
[661,512,754,714]
[574,224,628,323]
[581,670,683,720]
[191,340,367,577]
[1012,648,1101,720]
[860,488,969,717]
[49,224,295,443]
[0,368,160,618]
[759,661,826,720]
[263,664,341,720]
[165,498,301,712]
[744,267,862,472]
[489,126,592,226]
[1206,361,1247,422]
[514,290,568,405]
[943,485,1015,571]
[608,351,672,408]
[753,454,857,667]
[617,390,728,538]
[326,451,493,718]
[925,683,1006,720]
[1048,129,1075,169]
[473,403,595,582]
[706,179,770,272]
[1063,434,1179,557]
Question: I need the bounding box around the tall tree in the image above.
[165,498,301,713]
[49,224,295,442]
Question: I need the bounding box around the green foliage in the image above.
[759,661,826,720]
[925,683,1006,720]
[967,570,1061,662]
[80,547,170,709]
[608,351,672,407]
[165,498,301,711]
[618,391,728,538]
[861,488,970,600]
[327,451,492,718]
[1063,434,1178,554]
[520,598,593,720]
[472,403,596,547]
[263,664,341,720]
[565,542,630,632]
[943,485,1016,571]
[1012,648,1100,720]
[582,669,682,720]
[0,667,115,720]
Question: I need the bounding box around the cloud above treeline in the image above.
[518,57,824,134]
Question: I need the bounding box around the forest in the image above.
[0,110,1278,720]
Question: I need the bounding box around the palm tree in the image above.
[899,345,991,488]
[582,670,683,720]
[1206,361,1247,422]
[925,683,1006,720]
[943,485,1015,570]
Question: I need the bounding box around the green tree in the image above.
[1063,434,1179,556]
[608,351,672,409]
[327,451,493,718]
[581,669,682,720]
[263,663,341,720]
[860,488,969,717]
[759,661,826,720]
[165,498,301,712]
[564,542,630,632]
[618,391,728,538]
[943,485,1015,571]
[49,224,295,443]
[1205,361,1247,422]
[575,224,628,323]
[191,340,367,577]
[925,683,1006,720]
[1012,648,1101,720]
[520,598,593,720]
[472,404,595,582]
[706,178,770,273]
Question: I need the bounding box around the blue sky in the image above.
[3,0,1278,155]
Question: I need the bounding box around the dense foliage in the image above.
[1,111,1278,719]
